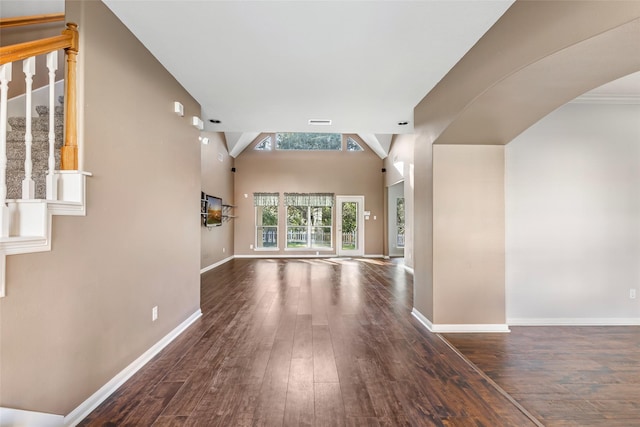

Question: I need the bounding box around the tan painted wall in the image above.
[200,132,234,269]
[411,133,433,319]
[0,0,201,414]
[233,135,384,257]
[432,145,505,325]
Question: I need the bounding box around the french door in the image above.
[336,196,364,257]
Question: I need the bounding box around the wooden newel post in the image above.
[61,22,78,170]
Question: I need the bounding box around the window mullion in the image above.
[307,207,312,248]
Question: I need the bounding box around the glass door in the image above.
[336,196,364,257]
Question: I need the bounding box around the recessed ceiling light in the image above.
[398,121,409,126]
[308,119,332,125]
[209,119,221,124]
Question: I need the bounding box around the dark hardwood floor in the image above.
[444,326,640,427]
[80,258,535,426]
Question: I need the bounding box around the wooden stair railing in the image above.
[0,19,79,176]
[0,15,90,297]
[0,13,65,29]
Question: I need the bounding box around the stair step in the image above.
[5,174,49,199]
[5,103,65,200]
[35,105,64,117]
[8,116,64,132]
[6,129,64,145]
[6,139,64,151]
[6,148,61,162]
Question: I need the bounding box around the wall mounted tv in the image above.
[205,195,223,227]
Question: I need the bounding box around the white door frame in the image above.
[336,195,365,257]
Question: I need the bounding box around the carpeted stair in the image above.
[6,99,63,199]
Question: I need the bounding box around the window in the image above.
[396,197,405,248]
[276,133,341,151]
[255,135,272,151]
[255,193,279,249]
[285,193,333,249]
[346,136,364,151]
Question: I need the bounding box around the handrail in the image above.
[0,34,73,65]
[0,13,65,29]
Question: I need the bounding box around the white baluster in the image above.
[0,63,12,237]
[46,51,58,200]
[22,57,35,199]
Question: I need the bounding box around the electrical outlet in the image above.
[152,306,158,321]
[630,289,637,299]
[250,244,254,249]
[223,247,226,253]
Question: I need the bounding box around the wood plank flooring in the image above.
[444,326,640,427]
[79,258,534,426]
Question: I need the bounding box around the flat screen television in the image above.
[205,195,223,227]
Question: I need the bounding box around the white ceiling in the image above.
[101,0,515,156]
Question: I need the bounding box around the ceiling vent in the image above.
[308,119,332,125]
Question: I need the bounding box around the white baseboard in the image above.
[234,254,385,260]
[200,255,234,274]
[234,254,335,259]
[431,323,510,333]
[63,309,202,426]
[411,308,434,331]
[508,317,640,326]
[0,407,64,427]
[412,308,510,333]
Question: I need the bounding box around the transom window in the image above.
[277,133,342,151]
[346,136,364,151]
[285,193,333,249]
[255,133,365,152]
[255,136,272,151]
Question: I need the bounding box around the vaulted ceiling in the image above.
[3,1,639,158]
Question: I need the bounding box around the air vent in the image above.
[308,119,332,125]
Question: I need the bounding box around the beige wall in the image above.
[201,132,234,269]
[432,145,505,325]
[411,132,433,319]
[233,135,384,257]
[0,0,201,414]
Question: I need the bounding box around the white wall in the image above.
[506,102,640,324]
[0,0,63,18]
